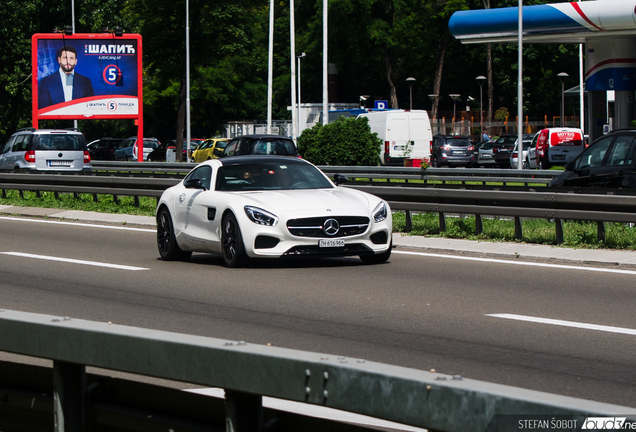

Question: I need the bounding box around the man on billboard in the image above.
[38,46,94,109]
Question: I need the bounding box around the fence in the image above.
[431,116,582,138]
[0,309,634,432]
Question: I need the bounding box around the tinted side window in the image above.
[224,140,240,156]
[186,165,212,190]
[575,136,613,169]
[3,136,17,154]
[13,135,30,152]
[607,136,636,166]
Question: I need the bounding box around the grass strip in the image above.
[2,190,635,250]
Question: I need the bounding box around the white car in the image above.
[156,156,393,267]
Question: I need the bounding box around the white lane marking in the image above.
[0,216,155,232]
[487,313,636,336]
[186,388,426,432]
[0,252,148,271]
[393,250,636,275]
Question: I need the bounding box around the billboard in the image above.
[32,33,143,123]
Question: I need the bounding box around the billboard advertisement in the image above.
[32,33,143,123]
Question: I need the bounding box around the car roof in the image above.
[232,134,293,140]
[217,155,307,167]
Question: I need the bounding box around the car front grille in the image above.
[287,216,369,238]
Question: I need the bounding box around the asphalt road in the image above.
[0,216,635,408]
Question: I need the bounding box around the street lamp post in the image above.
[558,72,569,127]
[449,94,461,134]
[296,52,306,139]
[406,77,416,110]
[476,76,486,139]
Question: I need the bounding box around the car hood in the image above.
[229,187,376,214]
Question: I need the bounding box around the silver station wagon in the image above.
[0,128,92,172]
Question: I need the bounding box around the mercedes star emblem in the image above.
[323,218,340,236]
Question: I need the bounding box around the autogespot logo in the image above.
[582,418,628,429]
[322,218,339,236]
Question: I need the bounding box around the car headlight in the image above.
[244,206,278,226]
[372,201,388,223]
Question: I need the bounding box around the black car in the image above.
[550,130,636,188]
[430,135,476,167]
[220,134,298,158]
[87,137,123,161]
[491,134,519,168]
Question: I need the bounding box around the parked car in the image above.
[509,134,535,169]
[0,128,91,172]
[220,135,298,158]
[535,127,585,169]
[430,135,476,167]
[114,137,161,161]
[192,138,229,163]
[475,140,495,167]
[148,139,205,161]
[87,137,124,161]
[491,134,519,168]
[550,130,636,188]
[156,155,392,267]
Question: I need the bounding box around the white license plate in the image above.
[452,151,463,155]
[319,239,345,248]
[48,160,72,167]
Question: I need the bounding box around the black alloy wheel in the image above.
[156,207,192,261]
[221,213,247,268]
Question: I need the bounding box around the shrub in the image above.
[297,116,382,166]
[494,107,510,122]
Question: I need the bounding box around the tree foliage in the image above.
[298,116,381,166]
[0,0,581,144]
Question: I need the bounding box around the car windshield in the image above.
[143,141,159,149]
[216,140,229,149]
[35,134,85,151]
[446,138,471,147]
[216,161,333,191]
[249,139,297,156]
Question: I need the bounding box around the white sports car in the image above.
[156,156,392,267]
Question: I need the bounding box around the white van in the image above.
[358,110,433,165]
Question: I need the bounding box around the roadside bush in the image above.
[297,116,382,166]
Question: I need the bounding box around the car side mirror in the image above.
[565,161,575,171]
[333,174,348,185]
[214,148,224,157]
[184,178,205,190]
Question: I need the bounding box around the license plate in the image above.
[482,154,492,158]
[553,155,566,160]
[452,150,463,155]
[319,239,345,248]
[48,160,72,167]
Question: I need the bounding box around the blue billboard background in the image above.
[37,38,138,98]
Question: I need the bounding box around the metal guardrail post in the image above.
[224,390,263,431]
[598,221,606,243]
[439,212,446,232]
[405,210,412,232]
[555,219,564,244]
[514,217,523,240]
[53,360,86,432]
[475,214,483,235]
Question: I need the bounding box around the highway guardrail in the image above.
[0,172,634,243]
[0,309,634,432]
